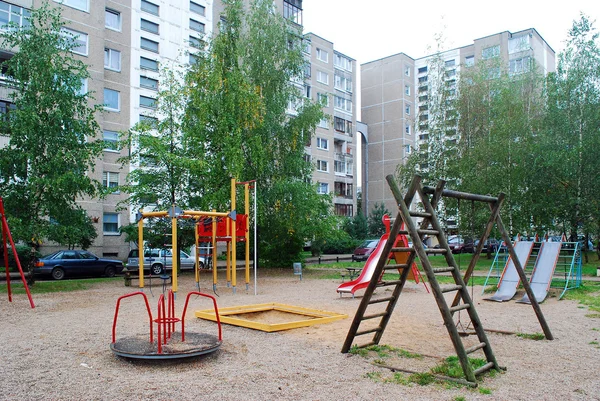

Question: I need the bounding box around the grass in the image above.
[562,281,600,312]
[516,332,545,341]
[0,277,118,294]
[349,344,423,360]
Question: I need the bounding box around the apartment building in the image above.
[304,33,357,216]
[361,28,555,215]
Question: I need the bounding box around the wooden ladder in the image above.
[341,175,500,384]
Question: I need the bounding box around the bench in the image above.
[124,271,172,287]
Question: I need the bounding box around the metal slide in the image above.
[517,242,562,304]
[337,234,389,296]
[485,241,534,302]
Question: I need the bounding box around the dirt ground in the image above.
[0,269,599,400]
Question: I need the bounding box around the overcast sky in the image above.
[302,0,599,65]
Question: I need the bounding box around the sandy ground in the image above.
[0,269,599,400]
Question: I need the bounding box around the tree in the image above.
[185,0,328,266]
[368,202,390,237]
[0,2,102,266]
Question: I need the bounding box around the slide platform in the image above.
[517,242,562,304]
[485,241,534,302]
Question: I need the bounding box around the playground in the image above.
[1,269,598,400]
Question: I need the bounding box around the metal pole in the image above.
[254,182,257,296]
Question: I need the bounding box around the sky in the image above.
[302,0,600,66]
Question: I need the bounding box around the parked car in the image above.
[447,236,475,254]
[127,248,207,275]
[34,250,124,280]
[474,238,500,253]
[352,239,379,262]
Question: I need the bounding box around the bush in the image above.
[313,229,360,255]
[1,244,40,272]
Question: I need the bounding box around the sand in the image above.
[0,269,599,400]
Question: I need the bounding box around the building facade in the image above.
[361,29,555,215]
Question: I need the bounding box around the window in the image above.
[283,0,302,25]
[316,137,328,150]
[404,145,411,155]
[418,76,428,84]
[303,40,311,54]
[317,182,328,195]
[189,53,198,65]
[103,130,119,151]
[405,124,411,135]
[334,96,352,113]
[103,213,119,234]
[509,35,530,54]
[140,56,158,71]
[334,75,352,92]
[61,28,88,56]
[445,59,456,68]
[77,78,87,96]
[318,117,328,129]
[141,19,159,34]
[139,114,158,126]
[445,69,456,78]
[334,53,352,71]
[189,35,204,49]
[334,204,353,217]
[141,0,159,15]
[465,56,475,67]
[334,116,346,132]
[190,19,205,33]
[0,2,30,29]
[405,104,411,115]
[140,76,158,90]
[54,0,88,12]
[418,66,427,74]
[104,88,120,111]
[140,95,156,109]
[140,37,159,53]
[405,85,410,96]
[104,48,121,71]
[316,48,328,63]
[190,1,205,16]
[509,57,531,75]
[317,93,329,106]
[317,71,328,85]
[102,171,119,192]
[482,45,500,59]
[317,160,328,172]
[488,66,501,79]
[105,9,121,31]
[304,84,311,98]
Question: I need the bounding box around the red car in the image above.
[352,239,379,262]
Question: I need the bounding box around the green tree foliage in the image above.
[185,0,328,266]
[368,202,390,237]
[343,212,368,240]
[0,3,102,252]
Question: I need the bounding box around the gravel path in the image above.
[0,271,599,400]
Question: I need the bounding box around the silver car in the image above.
[127,248,207,275]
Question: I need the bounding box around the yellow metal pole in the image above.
[231,178,237,292]
[212,210,217,291]
[245,183,250,289]
[172,209,178,293]
[194,219,200,287]
[138,211,144,288]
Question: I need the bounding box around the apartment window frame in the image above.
[54,0,88,13]
[103,212,119,235]
[104,48,121,72]
[141,18,159,35]
[482,45,500,60]
[316,48,329,63]
[190,18,205,34]
[318,117,329,129]
[61,27,88,56]
[103,130,119,151]
[465,55,475,67]
[316,137,328,150]
[405,124,411,135]
[140,76,159,91]
[405,104,411,115]
[405,66,411,76]
[405,85,410,96]
[317,182,329,195]
[105,8,121,31]
[404,145,411,155]
[317,93,329,107]
[316,70,328,85]
[140,37,159,53]
[190,1,205,16]
[103,88,120,112]
[140,56,159,71]
[283,1,302,25]
[140,95,157,109]
[141,0,159,15]
[102,171,120,193]
[316,160,328,172]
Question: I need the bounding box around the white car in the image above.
[127,248,207,275]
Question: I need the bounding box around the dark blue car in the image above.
[34,250,124,280]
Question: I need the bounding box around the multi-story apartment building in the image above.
[304,33,357,216]
[1,0,356,259]
[361,28,555,215]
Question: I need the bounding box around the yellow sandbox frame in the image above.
[195,303,347,332]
